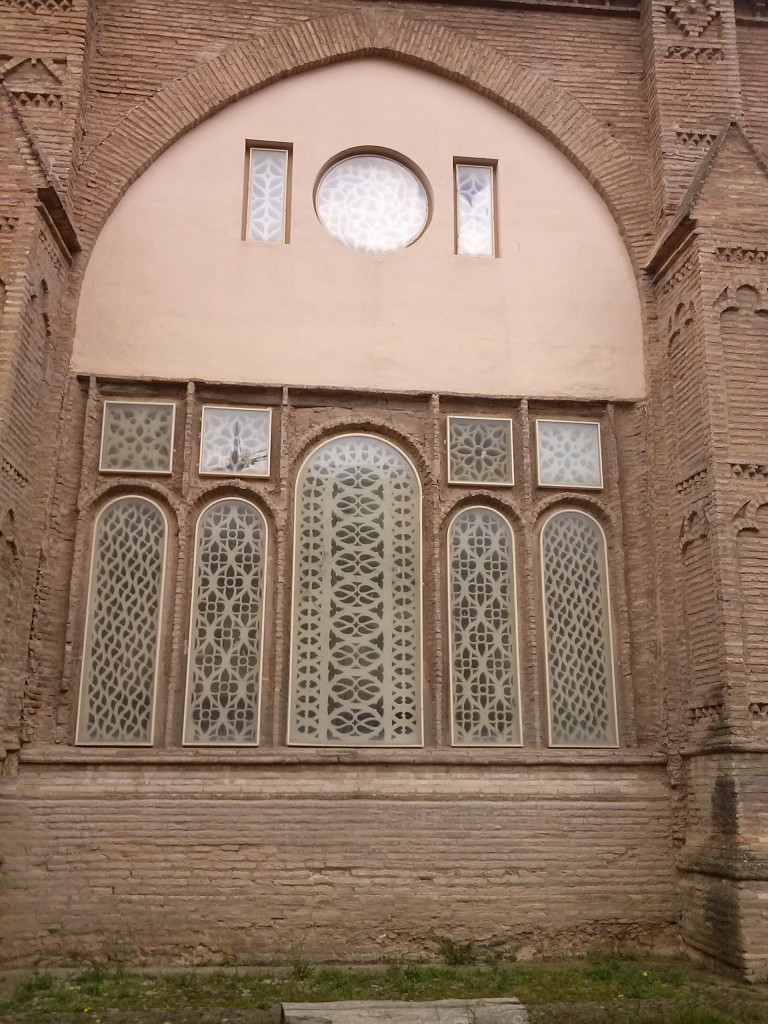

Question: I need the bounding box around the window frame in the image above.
[446,414,515,487]
[447,504,523,748]
[75,494,169,747]
[539,507,619,749]
[287,431,425,748]
[535,418,604,491]
[98,399,176,475]
[198,404,273,479]
[453,157,498,258]
[182,496,269,747]
[243,141,292,244]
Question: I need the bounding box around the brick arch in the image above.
[76,7,650,268]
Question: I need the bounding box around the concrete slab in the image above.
[281,998,528,1024]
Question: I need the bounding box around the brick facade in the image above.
[1,0,767,978]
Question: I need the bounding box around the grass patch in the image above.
[1,956,767,1023]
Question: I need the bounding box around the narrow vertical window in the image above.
[77,497,167,745]
[184,499,267,745]
[541,510,618,747]
[289,434,422,746]
[455,161,495,256]
[449,507,521,745]
[246,145,289,242]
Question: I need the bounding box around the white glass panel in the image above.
[456,163,494,257]
[449,507,521,745]
[448,416,513,485]
[185,499,266,745]
[542,511,617,746]
[247,148,288,242]
[77,498,166,744]
[537,420,602,489]
[316,155,428,254]
[290,435,422,745]
[100,401,174,473]
[200,406,271,477]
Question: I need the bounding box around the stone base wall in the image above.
[0,757,678,967]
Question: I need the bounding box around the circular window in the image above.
[316,154,429,253]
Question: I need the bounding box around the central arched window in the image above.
[289,434,422,746]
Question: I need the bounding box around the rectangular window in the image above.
[536,419,603,490]
[99,400,175,474]
[455,160,496,257]
[245,144,290,243]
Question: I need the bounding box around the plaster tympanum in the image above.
[73,59,644,399]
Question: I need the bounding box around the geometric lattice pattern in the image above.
[448,416,514,485]
[316,155,429,254]
[199,406,271,477]
[541,511,617,746]
[290,435,422,745]
[456,163,495,257]
[247,148,288,243]
[536,419,602,489]
[184,499,267,745]
[77,497,166,744]
[449,507,521,745]
[99,401,175,473]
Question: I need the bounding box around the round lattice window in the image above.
[315,154,429,253]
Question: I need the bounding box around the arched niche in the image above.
[73,58,644,401]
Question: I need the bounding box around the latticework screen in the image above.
[448,416,514,485]
[247,148,288,242]
[541,510,618,746]
[289,435,422,745]
[99,401,175,473]
[536,420,602,489]
[449,507,521,745]
[77,497,167,744]
[184,499,267,745]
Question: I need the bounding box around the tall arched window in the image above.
[448,506,521,745]
[77,496,167,745]
[289,434,422,746]
[184,498,267,745]
[540,509,618,747]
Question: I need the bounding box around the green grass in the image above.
[1,956,767,1023]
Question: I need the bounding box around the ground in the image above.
[1,955,768,1024]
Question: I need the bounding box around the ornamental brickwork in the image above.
[1,0,767,978]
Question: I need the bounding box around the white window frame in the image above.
[98,399,176,475]
[535,418,604,491]
[198,405,273,479]
[454,159,497,257]
[76,494,169,747]
[183,497,268,747]
[287,432,425,748]
[447,504,523,747]
[245,143,291,244]
[539,507,619,749]
[447,414,515,487]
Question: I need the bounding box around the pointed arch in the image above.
[75,8,649,266]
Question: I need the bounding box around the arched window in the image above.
[540,509,618,747]
[184,498,267,745]
[77,496,167,745]
[289,434,422,746]
[448,506,521,745]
